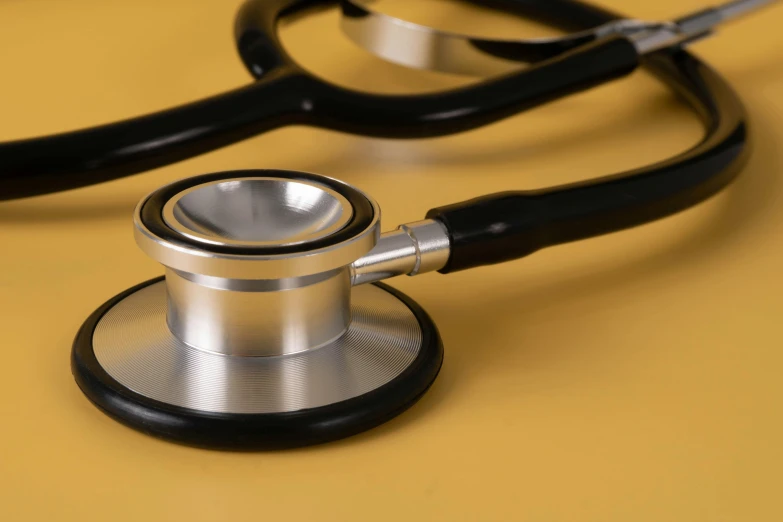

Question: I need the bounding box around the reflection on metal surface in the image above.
[165,267,352,356]
[134,173,380,280]
[352,219,450,285]
[93,281,423,414]
[162,177,353,248]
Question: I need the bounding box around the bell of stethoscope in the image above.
[73,170,448,449]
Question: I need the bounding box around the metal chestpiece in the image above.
[133,170,450,358]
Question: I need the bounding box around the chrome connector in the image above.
[351,219,450,285]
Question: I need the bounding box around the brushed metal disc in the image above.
[92,281,423,414]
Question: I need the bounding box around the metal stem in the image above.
[719,0,778,20]
[351,219,451,285]
[633,0,777,54]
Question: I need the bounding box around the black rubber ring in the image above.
[139,170,376,256]
[71,277,443,450]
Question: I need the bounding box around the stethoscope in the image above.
[6,0,769,448]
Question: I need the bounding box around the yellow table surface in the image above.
[2,0,783,520]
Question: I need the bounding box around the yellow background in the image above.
[1,1,782,520]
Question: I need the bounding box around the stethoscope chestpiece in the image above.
[71,170,443,450]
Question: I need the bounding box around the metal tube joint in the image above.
[351,219,450,286]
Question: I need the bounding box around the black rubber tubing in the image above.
[0,0,639,200]
[425,0,747,273]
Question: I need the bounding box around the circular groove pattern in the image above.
[93,281,423,414]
